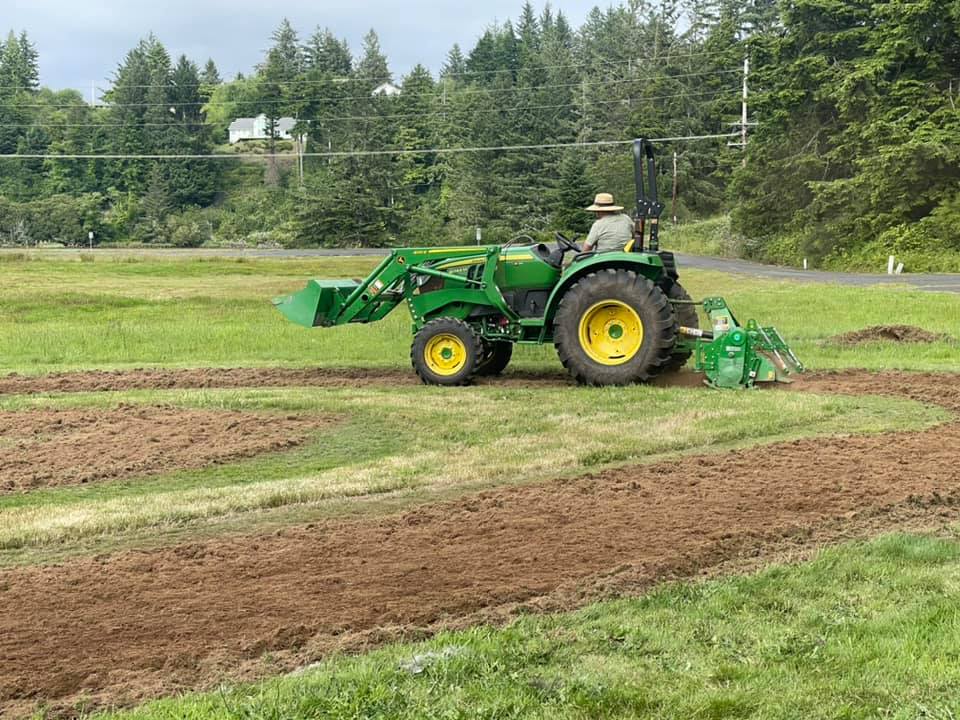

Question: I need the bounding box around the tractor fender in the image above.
[542,252,666,325]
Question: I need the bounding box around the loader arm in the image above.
[273,246,516,330]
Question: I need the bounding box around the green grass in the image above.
[0,253,957,374]
[94,533,960,720]
[660,216,748,259]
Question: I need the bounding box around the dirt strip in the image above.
[0,406,331,494]
[0,370,958,716]
[0,367,571,395]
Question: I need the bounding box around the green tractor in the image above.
[275,140,803,389]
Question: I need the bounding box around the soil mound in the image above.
[826,325,951,346]
[792,369,960,412]
[0,406,330,493]
[1,370,958,717]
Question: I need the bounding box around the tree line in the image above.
[0,0,957,268]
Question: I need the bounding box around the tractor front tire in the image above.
[475,341,514,377]
[661,282,699,373]
[554,269,676,386]
[411,318,483,386]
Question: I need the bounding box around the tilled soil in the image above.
[825,324,952,346]
[0,406,331,493]
[1,370,958,716]
[0,366,571,395]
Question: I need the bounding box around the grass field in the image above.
[0,251,952,561]
[1,252,957,373]
[1,252,958,719]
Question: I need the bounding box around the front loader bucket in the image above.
[272,279,360,328]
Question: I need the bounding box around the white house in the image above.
[371,82,402,97]
[229,114,299,144]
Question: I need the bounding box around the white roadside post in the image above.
[888,255,896,275]
[476,227,482,246]
[896,262,905,275]
[88,231,94,250]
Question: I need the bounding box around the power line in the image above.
[95,62,737,93]
[94,69,739,105]
[0,133,740,160]
[5,87,739,130]
[6,69,741,110]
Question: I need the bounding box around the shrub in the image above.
[0,194,104,246]
[824,222,960,273]
[167,210,213,248]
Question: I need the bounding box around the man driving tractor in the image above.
[582,193,634,253]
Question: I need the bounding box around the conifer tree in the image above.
[17,31,39,90]
[356,29,391,87]
[201,59,222,87]
[305,28,352,75]
[552,150,595,234]
[441,44,466,78]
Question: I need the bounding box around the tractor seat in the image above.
[531,243,565,269]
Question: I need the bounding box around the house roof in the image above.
[229,115,299,133]
[372,82,402,97]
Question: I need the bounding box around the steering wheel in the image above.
[555,232,582,254]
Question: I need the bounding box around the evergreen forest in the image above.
[0,0,957,269]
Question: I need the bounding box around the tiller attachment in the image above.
[678,297,805,389]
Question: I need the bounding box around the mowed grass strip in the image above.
[0,386,942,554]
[0,254,957,374]
[94,533,960,720]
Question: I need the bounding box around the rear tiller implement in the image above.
[274,140,803,389]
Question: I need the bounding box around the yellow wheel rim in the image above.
[424,333,468,376]
[578,300,644,366]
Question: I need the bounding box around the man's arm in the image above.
[582,222,599,252]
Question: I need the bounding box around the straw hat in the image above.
[585,193,624,212]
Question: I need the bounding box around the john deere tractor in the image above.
[275,140,802,389]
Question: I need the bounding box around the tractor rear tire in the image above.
[411,318,483,386]
[661,282,699,373]
[475,341,514,377]
[554,269,676,386]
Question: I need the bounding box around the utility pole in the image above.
[728,57,755,165]
[741,56,749,166]
[297,134,305,188]
[441,79,448,123]
[672,151,679,224]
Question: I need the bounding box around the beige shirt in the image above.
[585,213,634,252]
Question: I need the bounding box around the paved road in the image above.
[673,253,960,294]
[6,246,960,293]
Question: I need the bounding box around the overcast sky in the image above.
[5,0,604,96]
